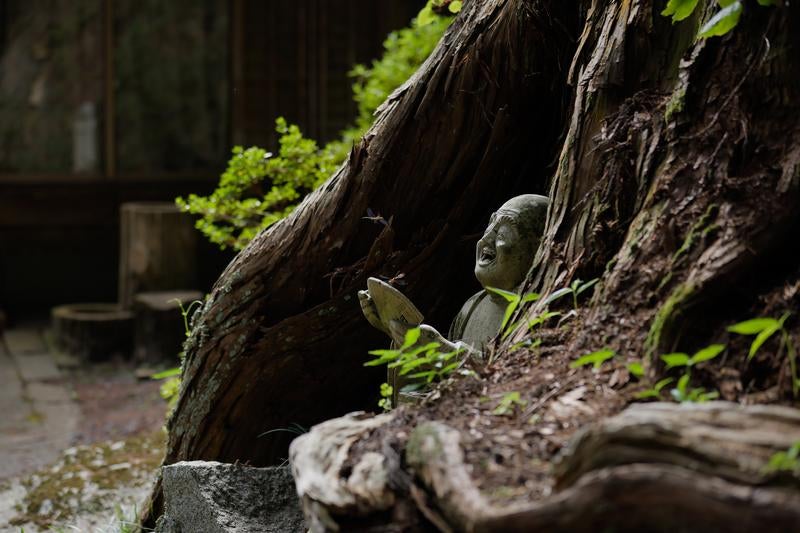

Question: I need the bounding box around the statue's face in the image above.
[474,209,537,292]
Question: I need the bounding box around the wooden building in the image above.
[0,0,423,315]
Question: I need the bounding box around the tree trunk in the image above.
[146,0,800,528]
[143,0,577,522]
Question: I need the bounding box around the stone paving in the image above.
[0,324,169,531]
[0,326,79,481]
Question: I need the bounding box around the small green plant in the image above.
[670,374,720,403]
[492,391,527,416]
[636,377,675,399]
[728,314,789,360]
[660,343,726,369]
[152,298,204,409]
[543,278,599,310]
[763,441,800,475]
[728,312,798,396]
[627,361,645,378]
[258,422,308,439]
[170,298,204,337]
[378,383,394,411]
[485,287,542,337]
[365,327,466,410]
[570,278,599,310]
[662,0,778,40]
[115,503,142,533]
[570,348,616,371]
[657,344,724,403]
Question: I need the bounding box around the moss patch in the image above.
[8,431,165,530]
[645,282,696,361]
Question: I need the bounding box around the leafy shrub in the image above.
[178,4,454,250]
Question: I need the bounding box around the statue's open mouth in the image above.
[478,247,496,267]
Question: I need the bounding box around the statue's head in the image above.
[474,194,549,291]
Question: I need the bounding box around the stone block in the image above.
[158,461,305,533]
[16,353,61,382]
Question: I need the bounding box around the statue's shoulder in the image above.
[449,290,488,341]
[459,290,487,314]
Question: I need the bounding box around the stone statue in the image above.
[359,194,549,359]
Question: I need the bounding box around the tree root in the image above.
[291,402,800,532]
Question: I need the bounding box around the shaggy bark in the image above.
[287,0,800,530]
[517,0,800,373]
[143,0,576,522]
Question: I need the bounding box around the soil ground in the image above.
[370,285,799,510]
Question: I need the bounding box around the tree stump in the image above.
[134,290,203,363]
[118,202,198,309]
[51,303,134,362]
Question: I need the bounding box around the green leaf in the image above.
[400,383,425,393]
[676,374,690,393]
[440,361,460,375]
[544,287,573,305]
[661,0,701,22]
[661,353,690,368]
[401,327,421,349]
[367,349,398,357]
[402,342,441,359]
[526,311,561,330]
[487,287,534,334]
[749,323,781,360]
[655,377,675,391]
[521,292,541,304]
[575,278,599,296]
[152,367,181,379]
[756,0,777,5]
[501,300,520,333]
[698,390,719,402]
[397,357,431,375]
[689,344,726,365]
[408,370,435,380]
[492,391,526,415]
[416,4,437,27]
[627,362,644,377]
[486,287,521,303]
[698,1,743,39]
[570,349,616,370]
[448,0,463,13]
[727,317,779,335]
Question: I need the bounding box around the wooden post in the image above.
[133,290,203,363]
[104,0,115,179]
[51,304,134,362]
[118,202,198,309]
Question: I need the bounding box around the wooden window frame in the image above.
[0,0,224,185]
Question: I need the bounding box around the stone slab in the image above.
[0,351,22,401]
[27,382,73,404]
[15,353,61,382]
[158,461,305,533]
[4,328,46,356]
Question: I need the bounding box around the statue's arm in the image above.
[359,288,482,362]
